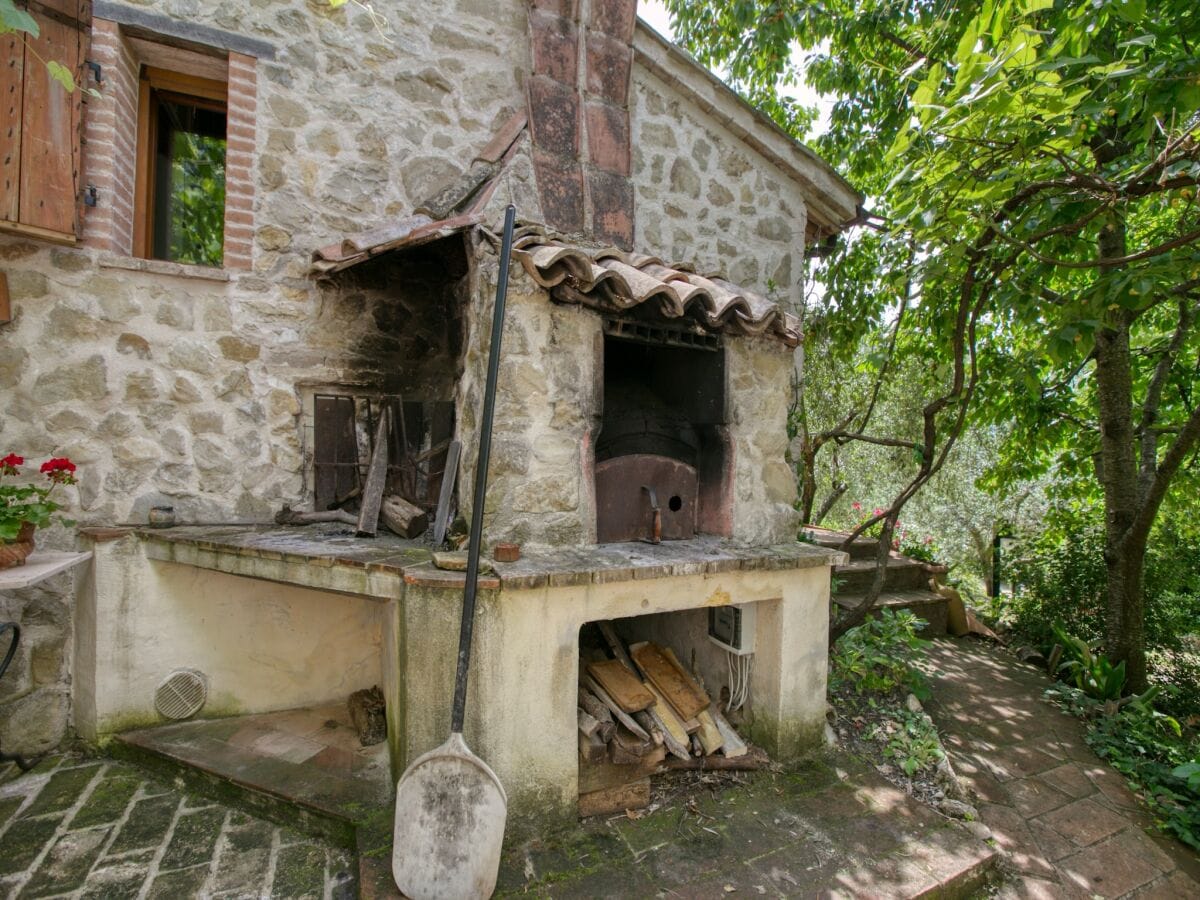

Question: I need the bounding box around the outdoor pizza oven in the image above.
[595,320,734,543]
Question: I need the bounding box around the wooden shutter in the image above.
[0,0,91,242]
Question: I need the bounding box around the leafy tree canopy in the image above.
[667,0,1200,686]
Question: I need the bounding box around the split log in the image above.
[347,686,386,747]
[659,745,770,772]
[577,708,613,743]
[380,494,428,539]
[583,675,651,742]
[579,730,607,764]
[610,724,654,764]
[695,709,724,756]
[579,778,650,817]
[633,710,664,747]
[275,506,358,527]
[578,688,615,733]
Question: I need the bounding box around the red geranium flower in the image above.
[0,453,23,474]
[40,457,77,484]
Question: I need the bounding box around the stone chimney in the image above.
[527,0,636,248]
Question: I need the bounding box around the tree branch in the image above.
[989,222,1200,269]
[1128,401,1200,550]
[1138,298,1197,499]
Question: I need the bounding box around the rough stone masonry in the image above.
[0,0,858,752]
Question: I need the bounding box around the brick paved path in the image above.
[923,638,1200,899]
[0,755,356,899]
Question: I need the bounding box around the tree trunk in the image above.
[798,440,817,524]
[1092,211,1149,692]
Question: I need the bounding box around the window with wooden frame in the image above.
[0,0,91,244]
[133,66,227,267]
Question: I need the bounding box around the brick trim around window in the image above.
[81,20,257,270]
[223,52,256,270]
[81,19,138,254]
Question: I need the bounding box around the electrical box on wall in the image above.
[708,604,756,656]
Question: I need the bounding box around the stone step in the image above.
[802,526,880,560]
[833,588,950,635]
[110,704,393,851]
[834,556,932,594]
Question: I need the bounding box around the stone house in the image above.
[0,0,859,825]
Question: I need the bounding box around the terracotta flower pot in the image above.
[0,522,35,570]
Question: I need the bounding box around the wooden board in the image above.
[579,778,650,817]
[579,744,665,794]
[695,709,724,756]
[355,406,390,536]
[582,675,650,742]
[597,620,636,671]
[0,30,23,223]
[662,647,712,707]
[586,659,655,713]
[641,681,690,749]
[20,2,83,236]
[432,439,460,545]
[629,642,709,720]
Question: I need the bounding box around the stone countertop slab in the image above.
[134,524,434,570]
[124,526,844,597]
[0,551,93,591]
[489,537,844,590]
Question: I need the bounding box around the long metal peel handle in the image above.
[450,205,516,735]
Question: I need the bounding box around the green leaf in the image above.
[46,60,75,92]
[0,1,38,37]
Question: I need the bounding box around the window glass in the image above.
[151,96,227,267]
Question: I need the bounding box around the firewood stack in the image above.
[577,621,761,816]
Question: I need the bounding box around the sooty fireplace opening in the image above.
[596,323,733,542]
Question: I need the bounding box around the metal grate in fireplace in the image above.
[603,318,721,351]
[312,393,455,513]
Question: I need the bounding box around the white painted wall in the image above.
[76,535,384,736]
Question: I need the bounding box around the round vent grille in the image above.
[154,668,208,720]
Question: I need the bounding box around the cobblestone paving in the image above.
[0,754,356,899]
[924,638,1200,899]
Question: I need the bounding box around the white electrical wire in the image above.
[725,649,754,712]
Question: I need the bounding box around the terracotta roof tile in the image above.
[512,228,802,346]
[311,220,802,346]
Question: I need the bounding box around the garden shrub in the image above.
[829,608,931,700]
[1086,697,1200,851]
[1005,522,1106,647]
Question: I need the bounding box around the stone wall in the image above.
[0,0,529,750]
[630,63,810,310]
[1,0,529,529]
[0,575,74,756]
[457,241,601,550]
[0,1,847,750]
[458,240,801,550]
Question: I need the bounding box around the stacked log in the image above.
[577,621,760,816]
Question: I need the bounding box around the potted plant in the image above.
[0,454,77,570]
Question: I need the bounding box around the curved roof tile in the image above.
[512,229,802,347]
